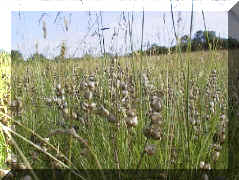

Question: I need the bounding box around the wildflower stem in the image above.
[136,138,148,169]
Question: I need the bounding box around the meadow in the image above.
[0,52,11,177]
[2,48,229,172]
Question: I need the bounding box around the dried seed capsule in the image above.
[63,108,69,115]
[120,82,127,90]
[190,119,196,126]
[16,99,23,109]
[59,89,65,96]
[151,112,162,125]
[99,105,110,117]
[143,126,161,140]
[89,75,95,81]
[72,111,78,119]
[6,153,17,168]
[205,163,211,170]
[80,82,88,89]
[151,128,162,140]
[209,101,215,108]
[11,100,18,107]
[82,102,89,111]
[84,90,93,100]
[212,143,222,151]
[108,114,117,123]
[88,81,95,90]
[56,84,61,90]
[144,144,156,155]
[213,151,220,161]
[200,161,205,169]
[52,96,57,103]
[43,137,49,143]
[143,126,152,138]
[125,116,138,127]
[46,98,52,105]
[122,90,129,97]
[56,97,62,106]
[212,69,216,74]
[89,102,97,110]
[63,101,67,108]
[220,114,226,121]
[127,109,136,117]
[73,125,79,132]
[151,99,162,112]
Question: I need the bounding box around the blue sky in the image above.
[1,0,237,55]
[11,10,228,59]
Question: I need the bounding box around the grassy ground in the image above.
[0,52,11,171]
[1,49,230,178]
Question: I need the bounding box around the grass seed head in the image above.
[56,83,61,91]
[84,90,93,100]
[151,97,162,112]
[126,116,138,127]
[108,114,117,123]
[204,163,211,170]
[72,111,78,119]
[200,161,205,169]
[122,90,129,97]
[151,112,162,125]
[63,107,69,115]
[88,81,95,90]
[120,82,127,90]
[213,151,220,161]
[126,108,137,117]
[89,102,97,110]
[143,125,161,140]
[82,102,89,111]
[99,105,110,117]
[144,144,156,155]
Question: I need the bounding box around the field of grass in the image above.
[1,49,230,178]
[0,52,11,176]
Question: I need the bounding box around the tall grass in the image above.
[2,10,230,179]
[0,52,11,172]
[9,50,228,170]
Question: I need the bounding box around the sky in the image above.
[0,0,238,59]
[11,11,229,59]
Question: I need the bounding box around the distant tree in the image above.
[217,38,228,49]
[81,53,94,60]
[194,30,205,43]
[132,29,239,56]
[27,53,48,61]
[228,37,239,49]
[145,44,168,56]
[180,35,189,44]
[11,50,24,63]
[191,31,204,50]
[54,55,63,61]
[191,30,217,50]
[203,31,217,49]
[203,31,216,41]
[102,52,114,58]
[178,35,190,51]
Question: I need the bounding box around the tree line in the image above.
[139,30,239,56]
[11,30,239,62]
